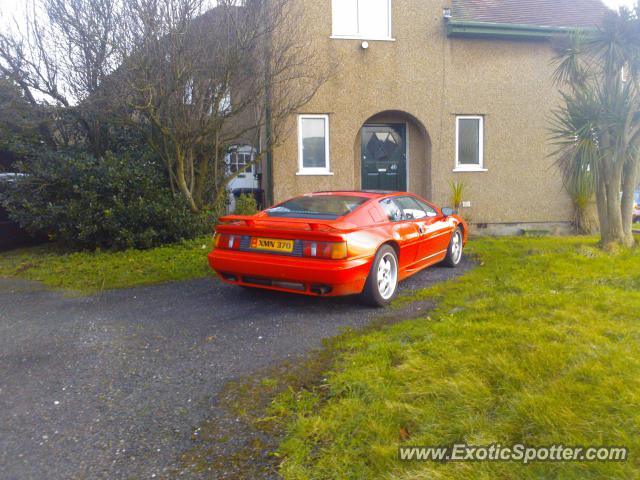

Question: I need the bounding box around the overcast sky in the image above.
[0,0,638,31]
[602,0,638,9]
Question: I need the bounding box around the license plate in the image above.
[251,237,294,253]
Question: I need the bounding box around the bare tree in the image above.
[0,74,55,155]
[0,0,124,152]
[0,0,328,212]
[120,0,329,213]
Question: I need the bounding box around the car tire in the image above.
[361,245,399,307]
[442,227,464,268]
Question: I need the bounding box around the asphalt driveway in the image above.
[0,260,472,479]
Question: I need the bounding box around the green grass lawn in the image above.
[634,223,640,230]
[0,236,213,293]
[273,236,640,479]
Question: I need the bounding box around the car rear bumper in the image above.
[208,249,372,296]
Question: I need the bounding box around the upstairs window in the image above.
[219,90,232,114]
[184,78,194,105]
[455,116,485,171]
[209,86,232,116]
[332,0,392,40]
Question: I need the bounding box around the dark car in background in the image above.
[0,173,37,251]
[634,187,640,223]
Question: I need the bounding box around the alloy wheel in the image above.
[377,252,398,300]
[451,230,462,265]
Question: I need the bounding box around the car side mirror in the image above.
[441,207,455,217]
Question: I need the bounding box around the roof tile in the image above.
[450,0,611,28]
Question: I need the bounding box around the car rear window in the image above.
[267,195,368,219]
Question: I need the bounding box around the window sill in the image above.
[330,35,396,42]
[296,171,334,176]
[453,167,488,173]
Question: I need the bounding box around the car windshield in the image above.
[266,195,368,219]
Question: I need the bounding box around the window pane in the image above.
[301,118,327,169]
[184,78,194,105]
[394,196,429,220]
[379,198,403,222]
[458,118,480,165]
[332,0,358,36]
[268,195,368,219]
[229,152,238,173]
[219,91,231,114]
[414,199,438,217]
[359,0,389,38]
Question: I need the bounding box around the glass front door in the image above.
[361,124,407,191]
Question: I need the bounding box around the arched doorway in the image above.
[356,110,432,198]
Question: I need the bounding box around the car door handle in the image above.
[418,225,425,235]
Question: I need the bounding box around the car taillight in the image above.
[214,233,241,250]
[302,241,347,259]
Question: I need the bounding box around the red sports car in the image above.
[208,191,467,306]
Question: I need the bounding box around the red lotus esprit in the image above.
[208,191,467,306]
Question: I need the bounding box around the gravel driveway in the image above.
[0,260,472,479]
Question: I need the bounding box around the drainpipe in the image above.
[262,0,274,207]
[264,81,274,207]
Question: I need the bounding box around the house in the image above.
[265,0,610,233]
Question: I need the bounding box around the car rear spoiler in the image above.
[217,215,357,233]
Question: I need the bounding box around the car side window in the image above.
[379,198,403,222]
[413,198,439,218]
[394,196,436,220]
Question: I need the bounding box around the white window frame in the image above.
[184,78,194,105]
[297,114,333,176]
[219,90,232,114]
[330,0,394,41]
[454,115,487,172]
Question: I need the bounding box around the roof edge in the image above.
[446,19,593,40]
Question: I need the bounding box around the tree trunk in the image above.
[193,152,209,211]
[599,162,626,248]
[621,156,639,246]
[174,146,199,213]
[595,174,609,236]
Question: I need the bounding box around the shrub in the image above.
[0,150,209,250]
[234,193,258,216]
[449,180,465,214]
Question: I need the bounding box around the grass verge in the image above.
[273,236,640,479]
[0,236,213,294]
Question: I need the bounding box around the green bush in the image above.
[0,150,209,250]
[234,193,258,216]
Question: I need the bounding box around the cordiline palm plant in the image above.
[550,6,640,248]
[567,170,598,234]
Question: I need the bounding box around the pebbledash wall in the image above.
[269,0,576,233]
